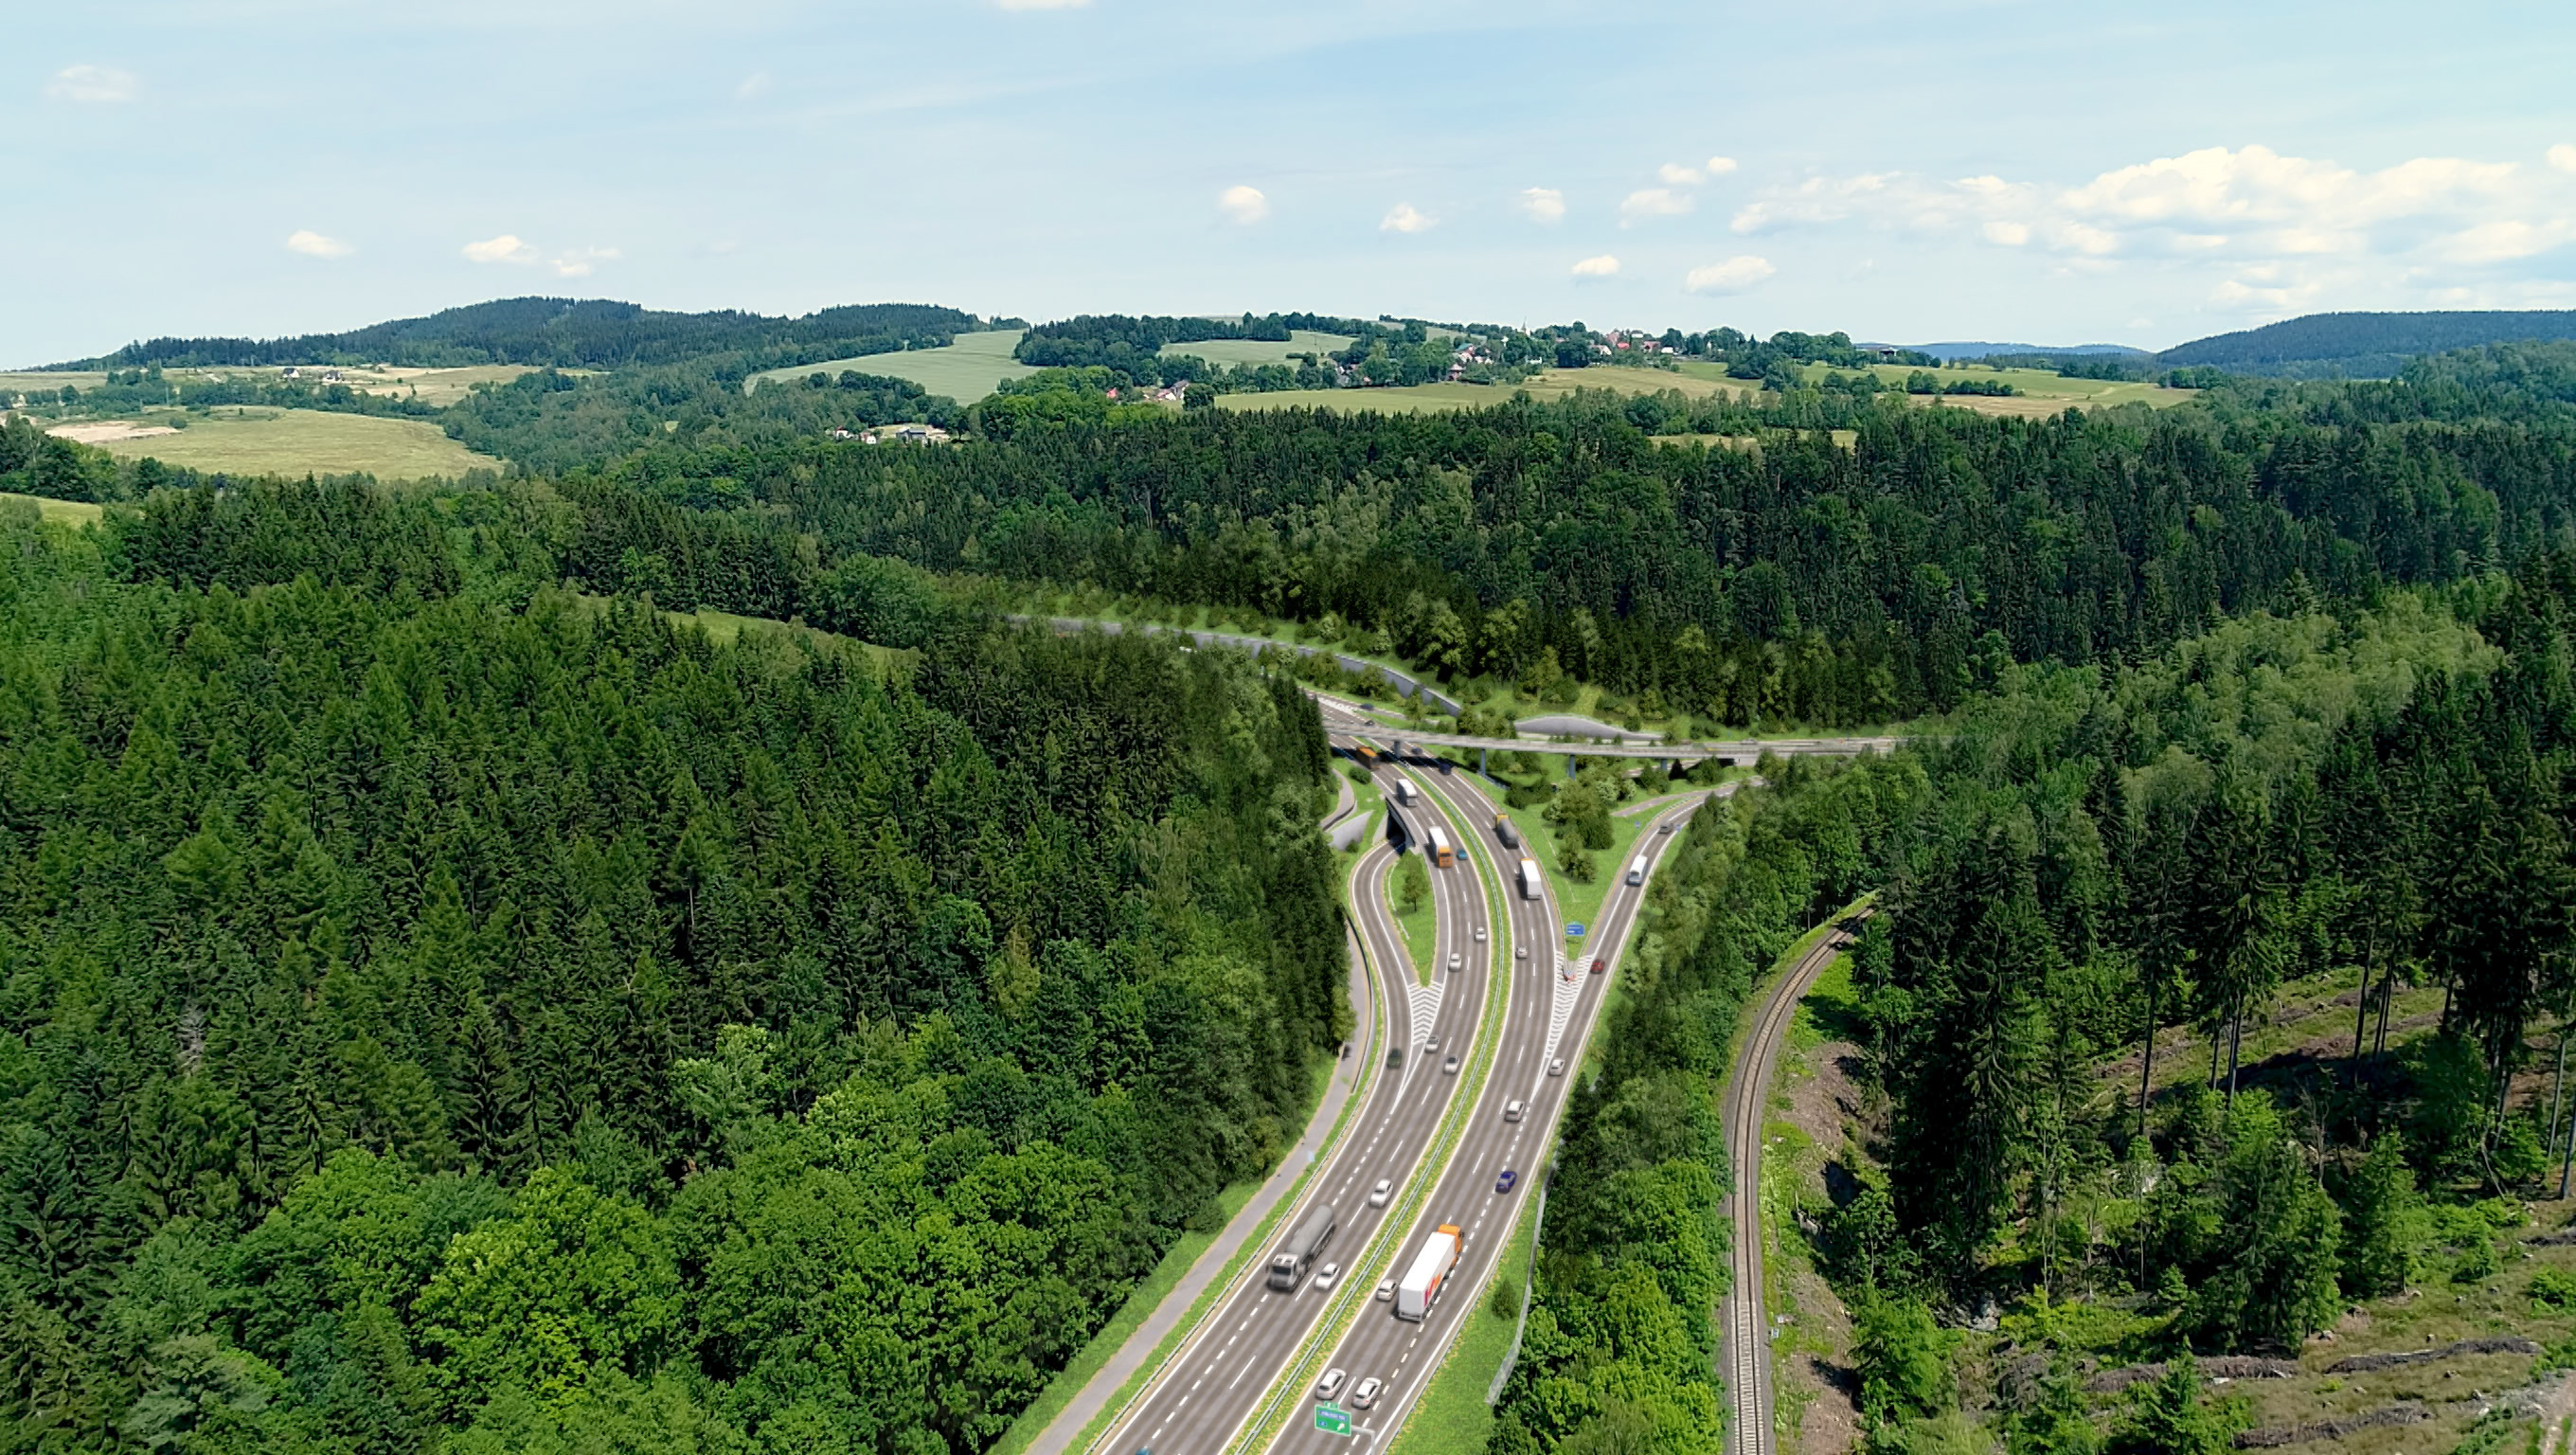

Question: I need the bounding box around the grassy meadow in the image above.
[748,329,1035,402]
[92,408,501,479]
[1157,330,1353,368]
[1215,364,1756,415]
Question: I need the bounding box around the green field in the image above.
[1216,364,1752,416]
[1157,330,1352,368]
[92,408,501,479]
[747,329,1035,402]
[1687,359,2197,415]
[0,491,104,527]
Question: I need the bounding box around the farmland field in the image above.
[0,491,105,527]
[87,408,502,478]
[1675,358,2196,413]
[747,329,1034,402]
[1156,330,1352,368]
[1215,364,1753,415]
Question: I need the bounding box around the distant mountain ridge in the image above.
[47,297,988,371]
[1891,340,2150,361]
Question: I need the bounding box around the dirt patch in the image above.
[47,421,178,444]
[1779,1040,1869,1455]
[2325,1338,2543,1374]
[2235,1402,2428,1446]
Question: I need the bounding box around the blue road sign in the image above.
[1565,922,1586,938]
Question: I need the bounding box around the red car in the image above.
[1589,957,1607,976]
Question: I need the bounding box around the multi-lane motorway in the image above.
[1258,761,1717,1452]
[1100,756,1494,1455]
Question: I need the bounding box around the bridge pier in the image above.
[1478,747,1488,777]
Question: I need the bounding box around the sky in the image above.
[9,0,2576,364]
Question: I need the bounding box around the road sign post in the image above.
[1565,922,1585,939]
[1315,1403,1352,1436]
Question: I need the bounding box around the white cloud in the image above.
[45,64,137,103]
[1657,162,1703,187]
[736,72,772,99]
[1982,220,2030,246]
[1684,256,1775,293]
[285,230,353,259]
[1569,254,1620,278]
[2550,144,2576,174]
[1730,172,1900,232]
[1618,188,1692,225]
[996,0,1091,9]
[1518,187,1565,223]
[462,235,539,265]
[1216,185,1268,225]
[549,246,620,278]
[1380,202,1435,234]
[1705,155,1737,176]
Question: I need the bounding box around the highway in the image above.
[1098,760,1494,1455]
[1258,761,1724,1453]
[1718,916,1863,1455]
[1307,691,1899,763]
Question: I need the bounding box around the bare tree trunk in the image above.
[2227,997,2245,1105]
[2352,929,2378,1066]
[2549,1025,2570,1179]
[2138,969,2162,1141]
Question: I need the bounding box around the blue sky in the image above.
[10,0,2576,363]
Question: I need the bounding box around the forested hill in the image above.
[2159,308,2576,378]
[58,297,988,370]
[0,484,1342,1452]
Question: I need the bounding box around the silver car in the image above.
[1351,1376,1384,1410]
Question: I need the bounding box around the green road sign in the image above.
[1315,1402,1352,1436]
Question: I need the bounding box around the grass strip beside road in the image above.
[1383,1169,1543,1455]
[1064,911,1387,1455]
[1227,788,1518,1454]
[1388,871,1437,984]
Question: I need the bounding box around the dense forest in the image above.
[465,345,2576,733]
[63,299,990,372]
[0,480,1343,1453]
[2157,309,2576,380]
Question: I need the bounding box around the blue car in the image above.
[1495,1168,1518,1194]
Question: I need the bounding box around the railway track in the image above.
[1720,915,1865,1455]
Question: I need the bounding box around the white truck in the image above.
[1626,853,1649,886]
[1517,856,1543,902]
[1393,778,1418,805]
[1394,1224,1463,1320]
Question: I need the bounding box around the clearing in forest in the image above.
[747,329,1035,402]
[1156,330,1353,368]
[89,407,502,479]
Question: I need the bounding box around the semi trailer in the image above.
[1517,857,1543,901]
[1494,815,1520,850]
[1268,1204,1338,1290]
[1427,825,1455,868]
[1394,1224,1463,1320]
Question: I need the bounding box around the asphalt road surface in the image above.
[1099,760,1490,1455]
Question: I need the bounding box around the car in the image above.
[1547,1057,1565,1077]
[1446,952,1461,973]
[1424,1035,1440,1053]
[1386,1046,1404,1069]
[1442,1054,1460,1075]
[1496,1169,1519,1194]
[1374,1278,1396,1302]
[1313,1261,1340,1294]
[1351,1376,1384,1410]
[1315,1368,1346,1402]
[1368,1177,1392,1208]
[1504,1098,1525,1122]
[1657,819,1676,835]
[1474,925,1487,943]
[1514,943,1528,960]
[1589,957,1608,976]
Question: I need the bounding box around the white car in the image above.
[1374,1278,1396,1302]
[1312,1262,1340,1294]
[1547,1057,1565,1077]
[1368,1177,1392,1208]
[1351,1375,1384,1410]
[1447,952,1461,973]
[1315,1367,1346,1402]
[1504,1099,1526,1122]
[1474,925,1487,943]
[1514,944,1528,960]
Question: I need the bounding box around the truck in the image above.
[1517,856,1543,902]
[1626,853,1649,886]
[1267,1204,1337,1290]
[1394,1224,1463,1320]
[1393,778,1418,806]
[1427,825,1455,868]
[1494,815,1520,851]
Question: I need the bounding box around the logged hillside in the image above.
[0,487,1342,1453]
